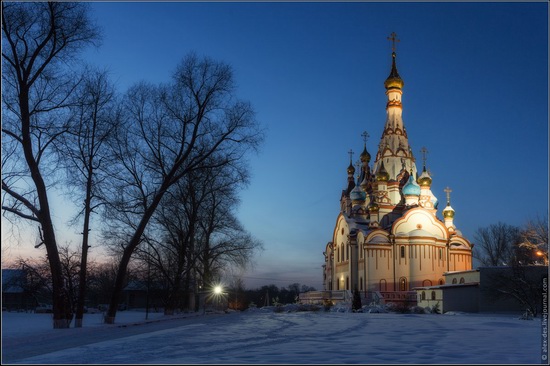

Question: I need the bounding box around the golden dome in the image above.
[443,205,455,219]
[417,168,432,187]
[347,162,355,175]
[376,162,390,182]
[368,201,379,212]
[360,146,371,163]
[384,52,404,90]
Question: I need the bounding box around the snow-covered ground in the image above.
[1,305,545,364]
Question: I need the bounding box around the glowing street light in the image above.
[213,285,223,295]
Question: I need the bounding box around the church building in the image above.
[323,34,473,301]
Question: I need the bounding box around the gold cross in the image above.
[444,186,452,204]
[387,32,400,53]
[361,131,369,145]
[420,147,428,168]
[348,149,354,163]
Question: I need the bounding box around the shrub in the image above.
[410,306,426,314]
[393,301,411,314]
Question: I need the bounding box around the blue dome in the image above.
[350,186,366,201]
[431,195,439,209]
[402,175,421,196]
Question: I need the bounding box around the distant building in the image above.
[414,266,547,314]
[322,34,473,304]
[2,269,36,311]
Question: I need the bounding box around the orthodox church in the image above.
[322,34,473,299]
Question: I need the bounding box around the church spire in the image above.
[384,32,404,91]
[373,32,417,198]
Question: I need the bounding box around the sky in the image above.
[1,1,548,291]
[1,307,544,364]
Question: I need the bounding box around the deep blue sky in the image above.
[4,1,548,290]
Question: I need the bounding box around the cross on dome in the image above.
[387,32,400,53]
[362,131,369,145]
[444,186,452,204]
[420,146,429,169]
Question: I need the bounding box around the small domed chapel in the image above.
[322,34,473,300]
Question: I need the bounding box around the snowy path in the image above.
[2,310,542,364]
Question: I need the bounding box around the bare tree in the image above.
[2,2,100,328]
[101,53,263,323]
[58,68,119,327]
[519,214,548,265]
[473,222,523,266]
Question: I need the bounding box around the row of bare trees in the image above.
[473,215,548,267]
[473,216,548,317]
[2,2,263,328]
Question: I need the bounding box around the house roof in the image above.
[2,269,25,293]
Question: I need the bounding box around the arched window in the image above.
[400,246,405,258]
[439,248,442,260]
[452,278,457,284]
[346,277,349,290]
[431,291,436,300]
[439,279,444,285]
[346,244,349,260]
[459,277,465,284]
[421,291,426,300]
[422,280,432,287]
[360,277,363,291]
[399,277,407,291]
[379,279,387,292]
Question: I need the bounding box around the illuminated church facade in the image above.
[322,34,473,299]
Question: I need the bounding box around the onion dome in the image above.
[442,187,454,218]
[350,185,366,202]
[360,145,371,163]
[431,195,439,209]
[442,204,455,219]
[417,167,432,187]
[402,174,421,196]
[376,161,390,182]
[384,52,404,90]
[347,162,355,176]
[368,200,379,212]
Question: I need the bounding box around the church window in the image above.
[439,279,444,285]
[439,248,442,260]
[360,277,363,291]
[452,278,457,284]
[346,244,349,260]
[421,291,426,300]
[400,246,405,258]
[379,279,387,292]
[431,291,436,300]
[399,277,407,291]
[346,277,349,290]
[459,277,465,284]
[422,279,432,287]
